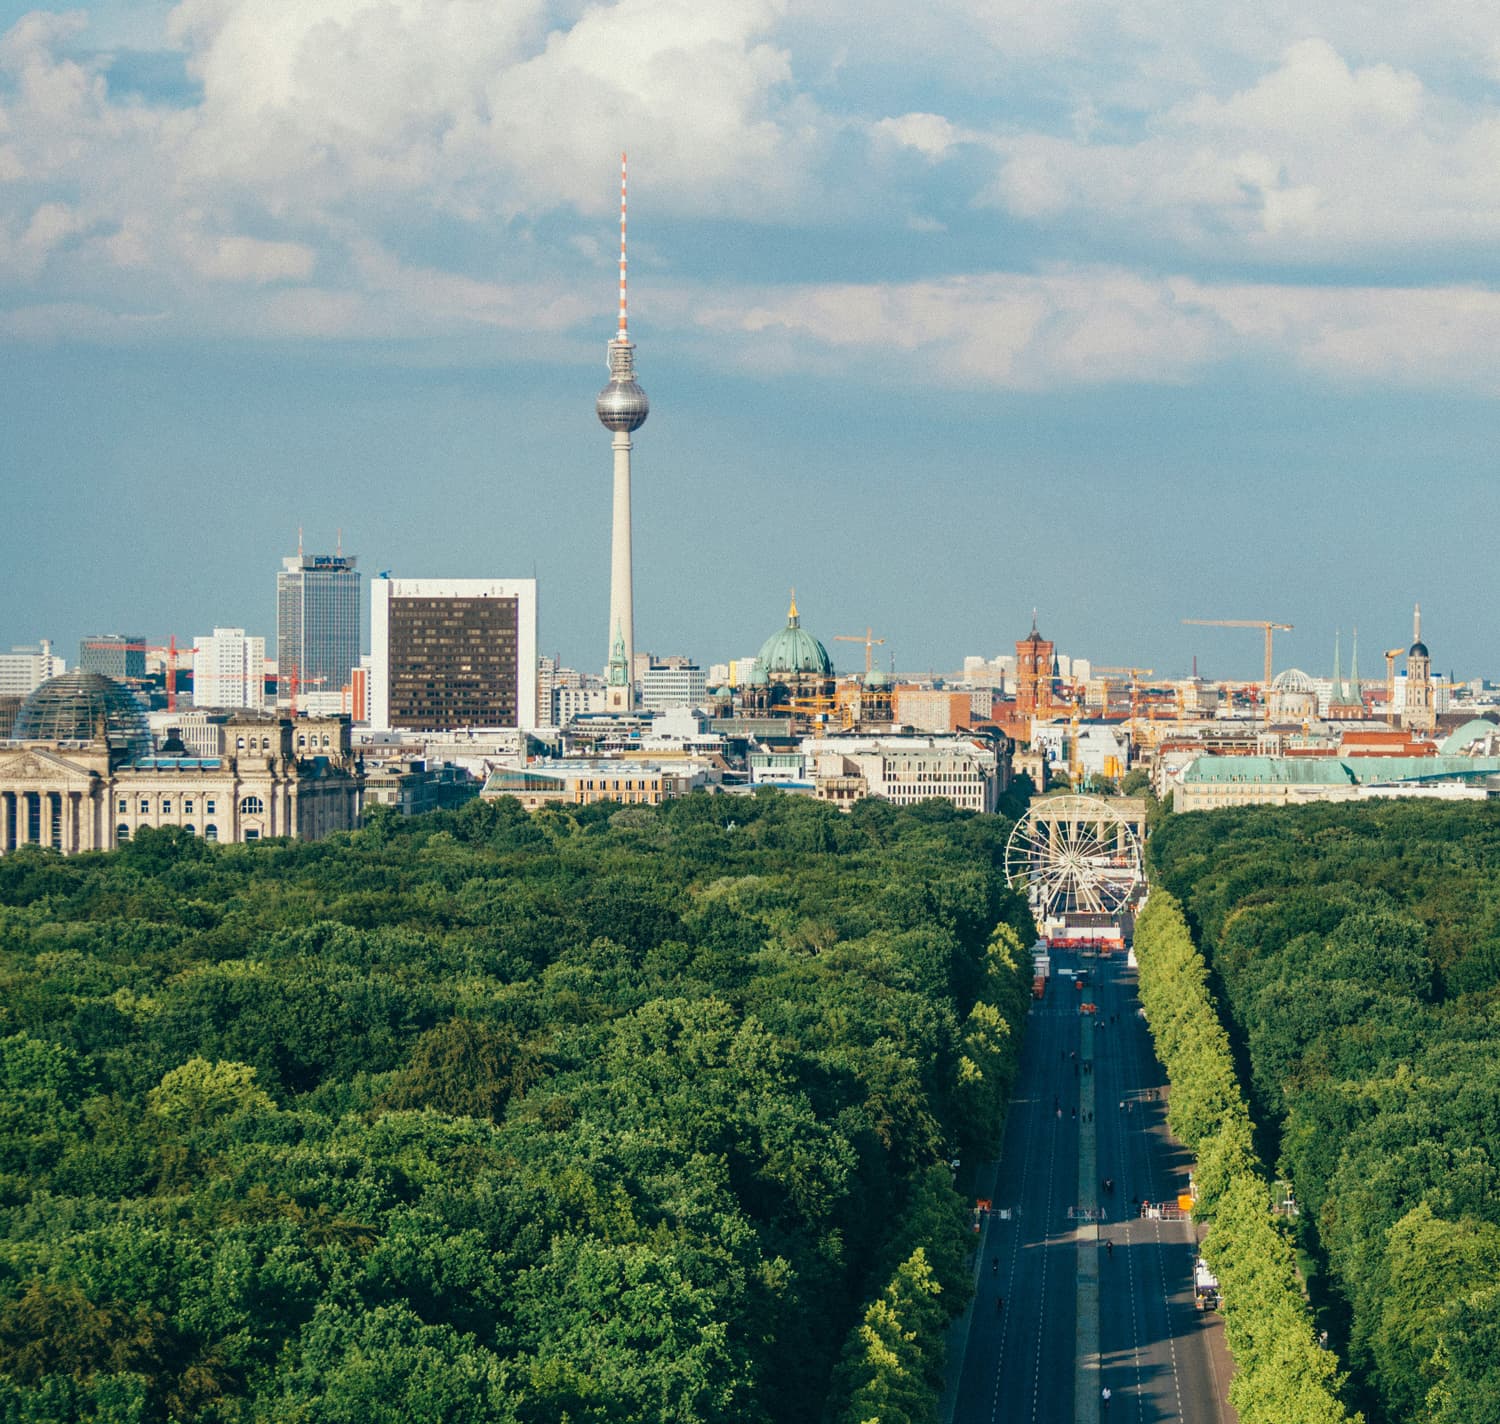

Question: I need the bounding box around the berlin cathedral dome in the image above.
[756,594,833,679]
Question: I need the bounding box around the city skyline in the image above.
[3,3,1498,676]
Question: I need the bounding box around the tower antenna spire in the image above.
[618,151,629,340]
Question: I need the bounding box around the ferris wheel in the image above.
[1004,795,1144,922]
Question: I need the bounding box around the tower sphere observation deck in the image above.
[596,358,649,431]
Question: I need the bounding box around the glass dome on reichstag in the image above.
[13,670,152,759]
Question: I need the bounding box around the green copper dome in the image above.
[756,594,833,679]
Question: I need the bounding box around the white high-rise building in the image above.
[595,153,649,713]
[0,641,65,697]
[641,664,707,712]
[192,628,266,710]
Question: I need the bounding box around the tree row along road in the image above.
[948,949,1236,1424]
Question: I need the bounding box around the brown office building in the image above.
[371,578,538,732]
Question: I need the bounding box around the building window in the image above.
[162,799,171,814]
[185,799,194,813]
[117,798,127,813]
[117,824,130,842]
[204,824,218,842]
[240,795,265,816]
[140,799,150,813]
[206,799,216,814]
[237,737,245,749]
[183,824,195,836]
[244,829,260,841]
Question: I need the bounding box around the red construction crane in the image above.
[144,638,195,712]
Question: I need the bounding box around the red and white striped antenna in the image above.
[618,151,629,340]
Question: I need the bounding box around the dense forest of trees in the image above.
[1150,801,1500,1424]
[0,791,1034,1423]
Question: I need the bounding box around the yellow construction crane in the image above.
[1384,649,1404,728]
[834,627,886,677]
[1092,667,1155,746]
[1182,619,1293,723]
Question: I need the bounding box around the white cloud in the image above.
[182,231,317,283]
[979,39,1500,255]
[2,2,1500,401]
[871,112,963,159]
[687,269,1500,394]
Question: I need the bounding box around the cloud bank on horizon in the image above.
[4,0,1500,391]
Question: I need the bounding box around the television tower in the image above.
[596,152,649,711]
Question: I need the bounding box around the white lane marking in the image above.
[1152,1216,1185,1422]
[987,1012,1049,1423]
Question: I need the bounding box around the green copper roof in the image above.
[1182,754,1500,786]
[1182,757,1357,785]
[1439,719,1500,754]
[756,593,832,679]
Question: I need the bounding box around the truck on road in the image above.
[1194,1257,1221,1311]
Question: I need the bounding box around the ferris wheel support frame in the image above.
[1004,794,1145,925]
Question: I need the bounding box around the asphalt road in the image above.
[948,948,1237,1424]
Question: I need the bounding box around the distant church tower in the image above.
[595,153,649,712]
[1016,612,1056,717]
[1403,603,1436,733]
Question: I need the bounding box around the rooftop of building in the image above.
[1182,754,1500,786]
[1439,717,1500,754]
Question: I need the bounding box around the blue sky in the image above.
[3,0,1499,681]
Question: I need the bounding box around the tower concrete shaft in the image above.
[608,429,635,708]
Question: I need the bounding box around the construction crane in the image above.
[1182,619,1293,723]
[144,638,195,713]
[834,627,886,677]
[284,665,328,718]
[1384,649,1404,728]
[1091,667,1155,746]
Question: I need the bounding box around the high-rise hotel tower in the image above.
[595,153,649,712]
[276,542,360,707]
